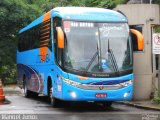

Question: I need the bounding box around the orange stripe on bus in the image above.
[40,35,49,39]
[42,11,51,22]
[43,19,50,23]
[40,45,49,47]
[41,24,50,29]
[39,11,51,62]
[41,31,50,36]
[40,39,50,43]
[42,27,50,31]
[40,43,49,46]
[40,47,48,62]
[77,76,88,80]
[40,43,49,45]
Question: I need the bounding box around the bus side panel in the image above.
[17,63,43,93]
[31,64,55,96]
[31,64,64,98]
[17,48,53,93]
[51,66,64,99]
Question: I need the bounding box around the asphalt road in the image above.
[0,87,159,120]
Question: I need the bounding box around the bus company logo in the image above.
[154,35,160,45]
[99,86,104,90]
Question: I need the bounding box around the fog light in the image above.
[123,92,130,98]
[70,92,76,98]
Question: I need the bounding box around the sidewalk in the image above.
[0,84,23,105]
[117,100,160,111]
[3,84,23,96]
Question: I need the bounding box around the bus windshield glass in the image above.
[63,21,132,75]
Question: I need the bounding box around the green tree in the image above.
[153,0,160,4]
[0,0,55,84]
[62,0,127,8]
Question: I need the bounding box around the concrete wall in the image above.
[115,4,160,100]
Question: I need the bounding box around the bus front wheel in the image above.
[49,86,60,107]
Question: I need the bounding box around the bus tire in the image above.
[23,78,32,98]
[31,92,39,98]
[49,86,60,107]
[49,83,61,107]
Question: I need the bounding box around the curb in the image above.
[115,101,160,111]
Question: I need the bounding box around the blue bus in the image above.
[17,7,144,107]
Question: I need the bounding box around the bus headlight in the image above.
[123,91,130,98]
[120,80,133,87]
[70,91,77,98]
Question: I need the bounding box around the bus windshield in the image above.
[63,21,132,76]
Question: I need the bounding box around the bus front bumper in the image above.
[62,82,133,101]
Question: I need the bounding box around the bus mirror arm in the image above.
[130,29,144,51]
[56,27,64,49]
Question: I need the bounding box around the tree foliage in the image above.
[0,0,55,83]
[62,0,127,8]
[153,0,160,4]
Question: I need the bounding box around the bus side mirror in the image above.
[130,29,144,51]
[56,27,64,49]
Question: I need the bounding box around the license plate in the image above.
[95,93,107,98]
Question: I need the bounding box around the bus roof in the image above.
[19,7,127,33]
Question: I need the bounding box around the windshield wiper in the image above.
[86,45,99,71]
[108,39,119,73]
